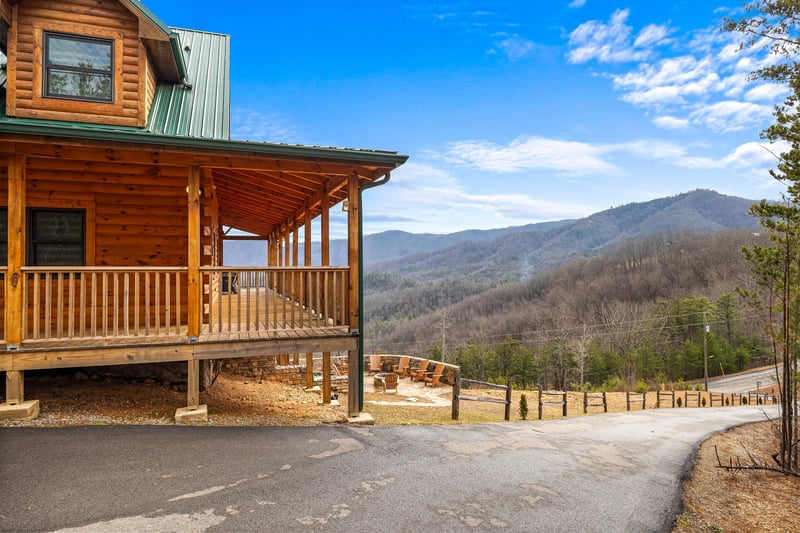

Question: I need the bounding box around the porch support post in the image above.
[304,206,312,266]
[347,173,360,418]
[175,165,207,423]
[6,154,25,349]
[187,165,201,339]
[321,193,330,266]
[1,155,38,418]
[292,221,299,267]
[283,224,290,266]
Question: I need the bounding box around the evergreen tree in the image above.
[726,1,800,473]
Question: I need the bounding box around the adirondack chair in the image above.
[368,355,382,374]
[393,356,410,377]
[424,362,445,387]
[411,359,430,382]
[380,372,399,393]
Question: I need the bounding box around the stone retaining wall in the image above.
[221,355,349,392]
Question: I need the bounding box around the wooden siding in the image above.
[0,156,216,334]
[7,0,143,127]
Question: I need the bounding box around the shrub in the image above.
[519,394,529,421]
[601,375,625,392]
[694,383,706,392]
[701,397,707,407]
[725,396,730,406]
[634,380,649,393]
[676,396,683,407]
[741,396,748,405]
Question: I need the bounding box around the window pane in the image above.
[33,244,84,266]
[47,69,112,101]
[28,209,86,266]
[47,35,112,71]
[44,33,113,102]
[32,210,83,242]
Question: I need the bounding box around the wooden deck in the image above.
[0,267,355,372]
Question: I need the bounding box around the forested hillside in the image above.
[365,229,772,391]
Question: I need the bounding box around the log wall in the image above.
[0,156,216,335]
[6,0,145,127]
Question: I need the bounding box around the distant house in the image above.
[0,0,407,420]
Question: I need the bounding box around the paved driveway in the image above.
[0,406,777,532]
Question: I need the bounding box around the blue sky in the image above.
[146,0,787,236]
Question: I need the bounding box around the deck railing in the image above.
[7,266,350,343]
[201,267,349,334]
[20,267,188,341]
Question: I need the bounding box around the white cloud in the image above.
[652,116,690,129]
[364,162,594,234]
[568,0,586,8]
[230,108,303,143]
[441,136,619,175]
[633,23,671,48]
[568,10,786,133]
[567,9,670,64]
[689,100,773,132]
[744,83,786,102]
[493,34,535,61]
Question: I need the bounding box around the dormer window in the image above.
[43,32,113,103]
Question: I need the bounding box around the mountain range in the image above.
[224,189,760,284]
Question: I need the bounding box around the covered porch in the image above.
[0,131,407,420]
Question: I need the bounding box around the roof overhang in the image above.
[1,122,408,236]
[118,0,189,84]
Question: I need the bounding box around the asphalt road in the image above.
[0,406,777,533]
[707,366,782,393]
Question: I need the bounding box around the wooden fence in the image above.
[584,391,607,413]
[451,375,512,421]
[626,391,646,410]
[538,387,567,420]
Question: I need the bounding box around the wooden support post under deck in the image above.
[305,352,314,389]
[187,360,200,408]
[322,351,332,404]
[5,371,24,405]
[348,348,359,416]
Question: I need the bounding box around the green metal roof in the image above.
[0,112,408,167]
[146,28,230,140]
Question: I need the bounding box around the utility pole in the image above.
[703,311,709,392]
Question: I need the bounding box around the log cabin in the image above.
[0,0,407,420]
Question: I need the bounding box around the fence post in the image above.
[562,391,567,417]
[504,379,512,421]
[451,369,461,421]
[626,391,631,411]
[603,391,608,412]
[538,385,543,420]
[584,391,588,414]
